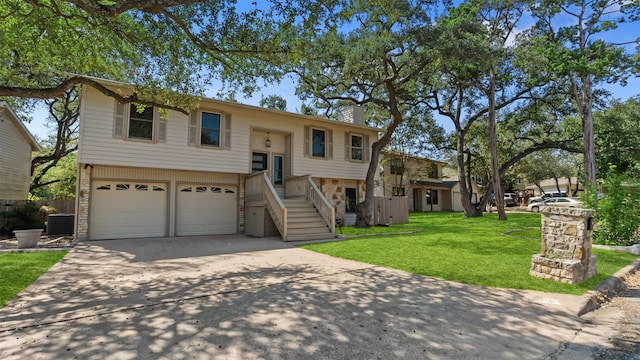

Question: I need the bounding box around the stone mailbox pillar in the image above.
[530,207,597,284]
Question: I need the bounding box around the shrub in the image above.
[591,166,640,246]
[0,202,47,236]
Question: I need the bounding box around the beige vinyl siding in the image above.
[78,87,250,173]
[293,123,376,180]
[0,113,33,200]
[79,86,378,180]
[92,165,238,184]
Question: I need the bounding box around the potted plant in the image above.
[13,229,44,248]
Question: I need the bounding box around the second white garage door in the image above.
[176,184,237,236]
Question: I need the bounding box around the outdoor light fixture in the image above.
[265,132,271,147]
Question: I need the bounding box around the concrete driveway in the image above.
[0,236,608,359]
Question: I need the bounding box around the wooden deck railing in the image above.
[246,171,287,240]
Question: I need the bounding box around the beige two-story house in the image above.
[380,153,480,212]
[75,79,380,241]
[0,102,41,200]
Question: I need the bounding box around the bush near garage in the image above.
[0,201,49,236]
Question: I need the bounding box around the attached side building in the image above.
[0,102,41,200]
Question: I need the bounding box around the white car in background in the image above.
[527,197,583,212]
[527,191,567,204]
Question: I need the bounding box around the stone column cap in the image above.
[541,206,595,217]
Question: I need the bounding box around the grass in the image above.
[338,223,423,236]
[0,251,68,308]
[301,212,639,295]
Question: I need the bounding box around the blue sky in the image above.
[23,75,640,140]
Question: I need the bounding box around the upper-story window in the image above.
[350,134,363,160]
[200,112,221,146]
[304,125,333,159]
[128,105,154,140]
[113,102,166,142]
[345,133,370,163]
[312,128,326,157]
[390,158,404,175]
[189,109,231,149]
[427,163,439,179]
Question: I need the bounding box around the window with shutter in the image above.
[113,101,162,142]
[188,109,230,149]
[306,126,332,159]
[348,133,364,161]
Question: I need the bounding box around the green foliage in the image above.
[30,152,77,200]
[0,0,289,106]
[301,212,638,295]
[259,94,287,111]
[592,166,640,246]
[594,97,640,177]
[0,251,68,308]
[0,202,47,235]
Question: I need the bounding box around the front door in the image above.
[273,154,284,187]
[413,188,422,212]
[346,187,357,213]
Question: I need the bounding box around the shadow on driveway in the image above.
[0,235,591,359]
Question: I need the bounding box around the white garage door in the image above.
[90,181,168,240]
[176,184,237,236]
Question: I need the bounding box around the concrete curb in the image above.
[576,257,640,316]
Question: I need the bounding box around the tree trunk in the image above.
[488,66,506,220]
[355,103,404,227]
[582,76,597,200]
[456,134,482,217]
[355,140,381,227]
[554,177,561,193]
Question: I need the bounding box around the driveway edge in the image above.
[577,257,640,316]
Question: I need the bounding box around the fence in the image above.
[0,199,75,214]
[373,196,409,225]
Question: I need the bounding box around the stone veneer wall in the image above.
[319,179,366,218]
[530,207,597,284]
[76,164,92,241]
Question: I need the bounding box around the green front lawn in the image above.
[302,212,638,295]
[0,251,68,308]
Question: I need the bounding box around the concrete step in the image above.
[286,233,336,242]
[288,221,328,229]
[287,226,328,233]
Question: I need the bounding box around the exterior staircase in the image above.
[282,198,333,241]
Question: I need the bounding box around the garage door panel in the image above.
[90,181,167,240]
[176,185,237,236]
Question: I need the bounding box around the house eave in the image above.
[0,101,42,152]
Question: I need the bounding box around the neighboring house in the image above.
[441,176,482,212]
[75,79,380,241]
[0,102,41,200]
[380,153,449,211]
[526,177,582,197]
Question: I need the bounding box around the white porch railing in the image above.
[246,171,287,240]
[285,175,335,234]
